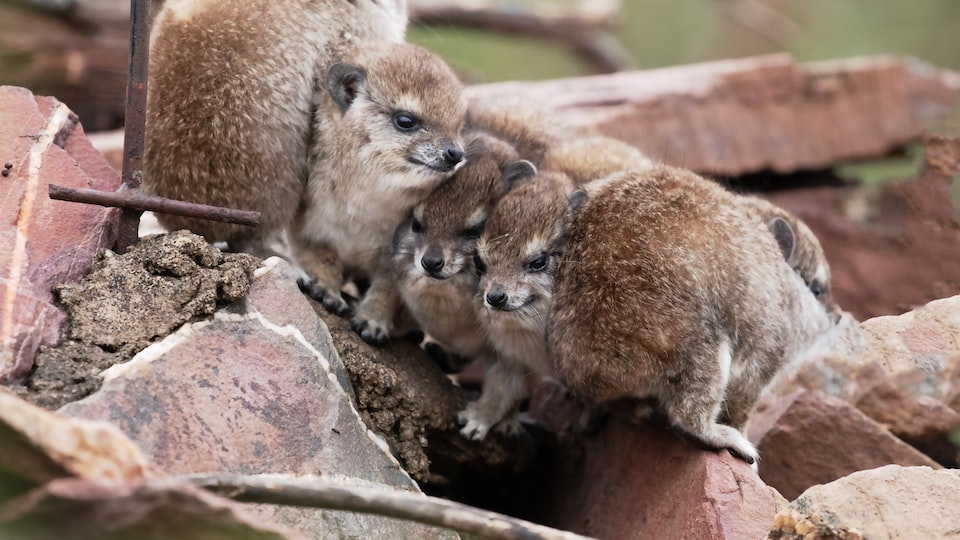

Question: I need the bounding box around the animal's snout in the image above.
[485,289,508,309]
[442,143,464,167]
[421,254,445,274]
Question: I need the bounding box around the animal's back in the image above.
[144,0,407,253]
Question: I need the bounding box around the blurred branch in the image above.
[716,0,801,48]
[409,0,631,73]
[186,473,595,540]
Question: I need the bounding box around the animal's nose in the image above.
[485,289,508,309]
[442,143,464,166]
[421,255,445,273]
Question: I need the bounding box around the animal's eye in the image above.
[526,252,549,273]
[392,111,421,132]
[411,217,424,234]
[462,224,483,240]
[810,280,824,298]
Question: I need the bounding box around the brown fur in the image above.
[292,42,467,343]
[144,0,407,256]
[460,170,581,440]
[547,165,836,464]
[739,196,838,318]
[391,133,523,361]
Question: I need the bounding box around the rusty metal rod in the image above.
[115,0,151,250]
[48,184,261,227]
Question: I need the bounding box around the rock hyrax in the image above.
[461,169,583,440]
[144,0,408,256]
[292,42,467,344]
[391,133,533,363]
[547,165,838,464]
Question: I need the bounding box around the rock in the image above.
[753,389,940,501]
[543,412,782,540]
[0,477,299,540]
[769,465,960,540]
[853,295,960,373]
[12,230,261,410]
[0,386,153,504]
[469,55,960,176]
[59,256,457,539]
[0,86,120,383]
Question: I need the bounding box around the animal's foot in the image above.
[297,278,351,316]
[350,316,390,346]
[457,404,494,441]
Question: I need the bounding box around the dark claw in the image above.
[726,447,756,465]
[297,278,351,316]
[350,317,389,347]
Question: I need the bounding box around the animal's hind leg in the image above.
[660,340,759,466]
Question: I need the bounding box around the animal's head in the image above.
[326,43,467,185]
[766,209,839,323]
[476,169,585,320]
[394,133,532,281]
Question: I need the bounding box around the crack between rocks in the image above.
[1,102,76,353]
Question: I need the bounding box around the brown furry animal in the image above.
[292,42,467,343]
[547,165,838,464]
[144,0,408,256]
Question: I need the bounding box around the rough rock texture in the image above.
[13,230,261,409]
[769,465,960,540]
[851,295,960,373]
[469,55,960,176]
[754,389,940,501]
[0,477,299,540]
[0,86,120,383]
[59,256,457,539]
[0,386,153,500]
[765,160,960,321]
[543,412,782,540]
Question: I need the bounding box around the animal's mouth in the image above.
[488,295,538,313]
[407,156,459,174]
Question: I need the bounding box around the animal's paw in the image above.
[457,406,493,441]
[297,278,351,316]
[350,316,390,346]
[493,413,525,437]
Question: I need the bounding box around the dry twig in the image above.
[186,473,595,540]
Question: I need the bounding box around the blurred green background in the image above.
[409,0,960,83]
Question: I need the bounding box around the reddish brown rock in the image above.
[0,86,120,383]
[545,412,781,540]
[0,477,298,540]
[469,55,960,176]
[59,257,457,539]
[754,389,940,500]
[769,465,960,540]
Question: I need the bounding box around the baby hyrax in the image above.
[392,133,535,363]
[144,0,408,256]
[460,170,584,441]
[547,165,838,465]
[293,42,467,344]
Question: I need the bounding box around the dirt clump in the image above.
[12,231,260,409]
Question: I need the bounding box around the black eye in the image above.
[392,111,421,132]
[526,253,549,273]
[462,224,483,240]
[411,217,424,234]
[810,280,824,298]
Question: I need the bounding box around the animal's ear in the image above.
[326,63,367,113]
[768,217,796,264]
[502,160,537,189]
[568,189,587,210]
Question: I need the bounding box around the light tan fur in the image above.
[391,133,523,361]
[293,42,467,343]
[144,0,408,257]
[547,165,837,464]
